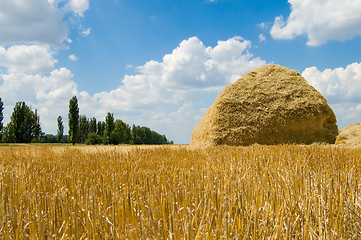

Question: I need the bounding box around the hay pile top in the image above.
[191,64,338,146]
[335,123,361,148]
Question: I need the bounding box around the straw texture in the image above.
[191,64,338,146]
[336,123,361,148]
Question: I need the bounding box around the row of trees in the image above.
[64,96,172,145]
[0,97,172,145]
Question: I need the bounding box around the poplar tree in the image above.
[79,115,89,143]
[0,97,3,133]
[32,109,42,142]
[104,112,114,144]
[89,117,97,134]
[57,116,64,143]
[97,121,105,137]
[68,96,79,145]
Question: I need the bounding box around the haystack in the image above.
[335,123,361,148]
[191,64,338,146]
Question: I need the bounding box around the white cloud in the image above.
[0,68,77,106]
[68,0,90,17]
[302,62,361,129]
[303,62,361,103]
[126,64,133,69]
[0,0,91,48]
[95,36,266,109]
[270,0,361,46]
[257,22,267,29]
[0,45,56,74]
[259,34,266,42]
[69,54,78,61]
[81,27,91,36]
[0,0,69,47]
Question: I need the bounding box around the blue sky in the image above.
[1,0,361,143]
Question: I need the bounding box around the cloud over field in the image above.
[302,62,361,129]
[94,37,266,109]
[270,0,361,46]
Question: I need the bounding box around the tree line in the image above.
[0,96,173,145]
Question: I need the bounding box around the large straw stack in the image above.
[191,64,338,146]
[336,123,361,148]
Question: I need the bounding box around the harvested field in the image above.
[1,144,361,239]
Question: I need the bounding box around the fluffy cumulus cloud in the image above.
[0,45,56,74]
[0,0,90,48]
[0,0,67,47]
[303,62,361,103]
[68,0,89,17]
[68,54,78,61]
[302,62,361,129]
[93,37,264,110]
[270,0,361,46]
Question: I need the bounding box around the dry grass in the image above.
[1,144,361,239]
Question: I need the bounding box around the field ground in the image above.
[0,143,193,153]
[1,144,361,239]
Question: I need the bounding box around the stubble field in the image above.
[0,144,361,239]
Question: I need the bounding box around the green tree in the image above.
[62,135,69,143]
[97,121,105,137]
[57,116,64,143]
[32,109,42,142]
[142,127,152,144]
[89,117,97,134]
[40,134,58,143]
[104,112,115,144]
[7,102,42,143]
[1,126,15,143]
[68,96,79,145]
[119,120,131,144]
[0,97,3,141]
[79,115,89,143]
[85,132,104,145]
[131,125,143,144]
[108,119,126,144]
[129,124,171,145]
